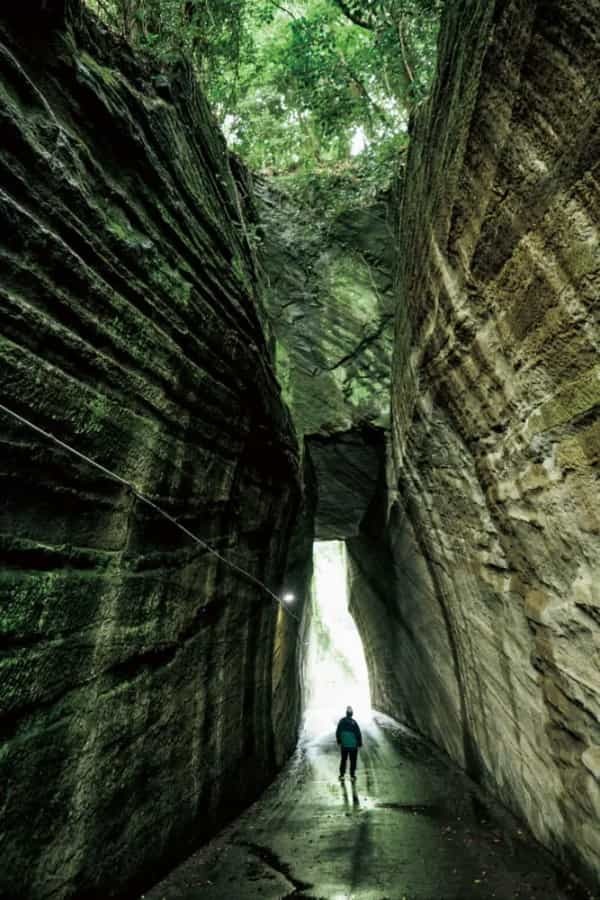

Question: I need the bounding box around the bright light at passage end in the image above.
[282,592,295,604]
[304,541,372,734]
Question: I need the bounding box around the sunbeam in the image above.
[304,540,372,735]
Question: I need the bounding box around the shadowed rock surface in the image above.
[308,426,387,541]
[0,9,302,898]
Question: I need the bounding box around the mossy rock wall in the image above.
[0,10,302,899]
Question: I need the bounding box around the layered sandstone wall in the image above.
[0,7,302,898]
[363,0,600,885]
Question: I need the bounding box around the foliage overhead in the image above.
[86,0,441,202]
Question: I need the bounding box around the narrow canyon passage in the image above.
[143,545,589,900]
[1,3,598,898]
[144,717,585,900]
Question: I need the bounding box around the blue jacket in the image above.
[336,716,362,749]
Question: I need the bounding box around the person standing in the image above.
[336,706,362,781]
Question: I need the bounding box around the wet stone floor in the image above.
[143,713,595,900]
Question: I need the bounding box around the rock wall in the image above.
[257,179,395,437]
[0,9,302,899]
[358,0,600,886]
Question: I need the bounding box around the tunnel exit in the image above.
[303,540,371,734]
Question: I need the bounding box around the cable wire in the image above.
[0,401,299,622]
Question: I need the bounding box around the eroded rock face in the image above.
[364,0,600,886]
[0,11,301,899]
[257,180,395,436]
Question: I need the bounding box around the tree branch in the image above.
[331,0,375,30]
[267,0,297,18]
[397,19,415,85]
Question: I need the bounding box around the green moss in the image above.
[80,51,119,88]
[289,368,351,435]
[558,419,600,470]
[150,260,192,308]
[83,394,110,434]
[325,253,380,322]
[0,566,109,636]
[535,365,600,433]
[230,251,255,298]
[104,208,194,308]
[274,340,292,407]
[105,213,152,251]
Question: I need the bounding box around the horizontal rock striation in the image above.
[370,0,600,886]
[0,10,301,899]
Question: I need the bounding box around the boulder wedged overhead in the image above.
[370,0,600,885]
[308,425,387,542]
[0,10,301,899]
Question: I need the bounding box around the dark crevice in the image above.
[107,643,179,681]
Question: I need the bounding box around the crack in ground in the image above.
[240,841,314,897]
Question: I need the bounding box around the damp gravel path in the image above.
[143,712,594,900]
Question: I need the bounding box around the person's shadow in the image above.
[341,780,361,813]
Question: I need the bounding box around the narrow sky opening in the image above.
[304,540,371,735]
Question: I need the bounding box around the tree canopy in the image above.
[86,0,441,202]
